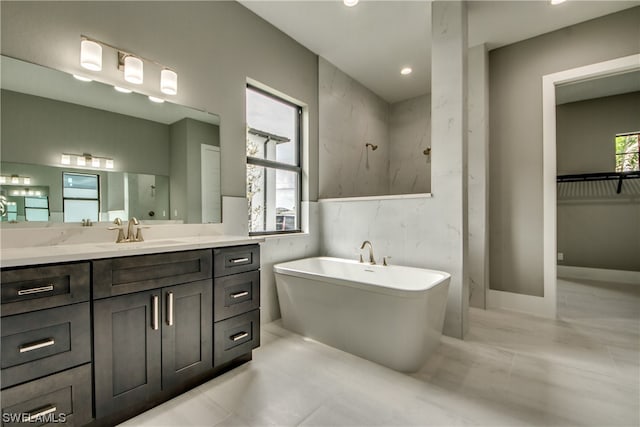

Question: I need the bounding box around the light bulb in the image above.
[401,67,412,75]
[61,154,71,165]
[114,86,132,94]
[0,176,6,184]
[124,56,143,84]
[148,96,165,103]
[76,156,86,167]
[344,0,359,6]
[80,39,102,71]
[105,159,114,169]
[11,176,19,184]
[23,177,31,185]
[160,69,178,95]
[92,157,101,168]
[73,74,93,82]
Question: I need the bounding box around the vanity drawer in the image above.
[213,245,260,278]
[1,263,90,317]
[1,303,91,389]
[1,363,92,426]
[214,271,260,322]
[93,249,212,299]
[214,309,260,367]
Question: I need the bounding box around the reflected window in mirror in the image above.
[246,85,302,235]
[63,172,99,222]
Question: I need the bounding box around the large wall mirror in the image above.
[0,55,221,224]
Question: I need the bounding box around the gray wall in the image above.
[319,57,390,198]
[1,89,170,176]
[389,94,431,194]
[0,1,319,201]
[319,58,432,198]
[169,118,219,223]
[557,92,640,272]
[557,92,640,174]
[489,7,640,296]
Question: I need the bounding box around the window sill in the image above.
[250,231,309,240]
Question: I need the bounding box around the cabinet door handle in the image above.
[230,291,249,299]
[18,285,54,296]
[152,295,159,330]
[231,332,249,341]
[230,257,249,264]
[27,405,57,422]
[19,338,55,353]
[167,292,174,326]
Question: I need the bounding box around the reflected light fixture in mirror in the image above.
[80,39,102,71]
[344,0,359,7]
[148,96,165,103]
[60,153,114,170]
[73,74,93,82]
[114,86,132,94]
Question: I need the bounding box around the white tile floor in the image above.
[121,278,639,426]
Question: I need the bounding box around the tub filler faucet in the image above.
[360,240,376,265]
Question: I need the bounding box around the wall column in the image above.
[431,0,469,338]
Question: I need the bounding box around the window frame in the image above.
[615,131,640,172]
[246,84,303,236]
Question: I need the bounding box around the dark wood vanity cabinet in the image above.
[0,262,93,426]
[213,245,261,367]
[0,244,260,426]
[92,251,213,419]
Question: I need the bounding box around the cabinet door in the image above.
[161,280,213,390]
[93,291,162,418]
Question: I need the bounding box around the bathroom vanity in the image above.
[0,237,261,426]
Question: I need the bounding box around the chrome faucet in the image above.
[360,240,376,265]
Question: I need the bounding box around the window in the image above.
[246,85,302,234]
[25,196,49,221]
[615,132,640,172]
[63,172,100,222]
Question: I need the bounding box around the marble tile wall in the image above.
[319,57,390,198]
[389,94,432,194]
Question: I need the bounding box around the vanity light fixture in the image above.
[401,67,413,75]
[160,69,178,95]
[79,36,178,96]
[73,74,93,82]
[0,175,32,185]
[148,96,165,104]
[114,86,132,94]
[124,55,144,84]
[344,0,359,7]
[80,39,102,71]
[60,153,115,170]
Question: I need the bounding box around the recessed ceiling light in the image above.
[401,67,413,75]
[344,0,359,7]
[148,96,165,104]
[550,0,567,5]
[73,74,92,82]
[114,86,132,94]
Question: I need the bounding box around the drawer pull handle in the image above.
[152,295,159,330]
[230,257,249,264]
[167,292,174,326]
[27,405,57,422]
[19,338,55,353]
[18,285,54,296]
[231,332,249,341]
[231,291,249,299]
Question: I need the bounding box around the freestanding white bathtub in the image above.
[273,257,450,372]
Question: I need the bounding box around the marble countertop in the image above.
[1,235,264,268]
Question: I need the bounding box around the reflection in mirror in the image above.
[0,55,221,224]
[0,162,169,223]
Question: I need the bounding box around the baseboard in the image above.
[486,289,555,319]
[557,265,640,285]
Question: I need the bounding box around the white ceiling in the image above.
[240,0,640,103]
